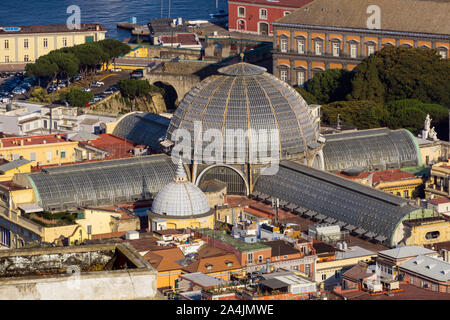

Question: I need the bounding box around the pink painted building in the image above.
[228,0,314,35]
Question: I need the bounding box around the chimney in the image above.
[20,140,24,146]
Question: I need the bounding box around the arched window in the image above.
[349,41,358,58]
[366,41,376,56]
[279,35,288,52]
[438,47,448,59]
[237,19,246,31]
[279,66,289,82]
[314,38,323,55]
[296,68,306,87]
[296,36,306,54]
[331,39,341,57]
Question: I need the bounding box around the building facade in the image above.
[0,24,106,67]
[271,0,450,86]
[228,0,313,35]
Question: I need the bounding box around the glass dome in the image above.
[165,62,320,164]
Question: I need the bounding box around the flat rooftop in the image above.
[0,134,69,148]
[197,229,270,253]
[0,23,106,35]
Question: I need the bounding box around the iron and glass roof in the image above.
[21,155,176,211]
[166,62,320,164]
[323,128,421,172]
[112,112,170,151]
[254,160,420,245]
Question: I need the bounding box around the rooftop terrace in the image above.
[197,229,270,253]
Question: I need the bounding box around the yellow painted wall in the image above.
[157,214,215,230]
[0,30,106,64]
[0,162,32,182]
[315,253,376,283]
[157,270,182,288]
[10,188,36,208]
[405,220,450,246]
[329,63,343,69]
[76,208,122,236]
[43,224,89,244]
[277,59,290,67]
[0,141,79,167]
[375,178,423,199]
[294,60,308,68]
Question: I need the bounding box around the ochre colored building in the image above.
[272,0,449,86]
[338,168,423,199]
[0,24,106,68]
[0,134,79,167]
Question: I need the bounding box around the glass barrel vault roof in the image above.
[253,160,420,245]
[112,112,170,151]
[20,155,177,211]
[323,128,421,172]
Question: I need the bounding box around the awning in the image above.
[285,203,298,211]
[259,278,288,290]
[374,235,387,242]
[344,224,356,231]
[314,213,327,221]
[364,231,377,239]
[336,220,347,228]
[324,217,337,224]
[353,227,367,236]
[303,210,317,218]
[18,203,43,214]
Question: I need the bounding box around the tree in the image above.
[28,87,52,103]
[62,88,94,107]
[385,99,449,139]
[118,79,163,111]
[349,46,450,107]
[321,100,388,129]
[305,69,353,104]
[295,87,318,105]
[95,39,131,69]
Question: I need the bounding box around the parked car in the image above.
[103,89,114,95]
[90,81,104,87]
[57,82,66,88]
[12,87,26,95]
[110,67,122,72]
[130,69,144,79]
[82,87,91,92]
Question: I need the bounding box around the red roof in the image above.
[229,0,314,9]
[0,134,69,148]
[86,134,134,160]
[429,197,450,205]
[372,169,418,184]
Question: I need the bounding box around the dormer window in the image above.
[226,261,233,267]
[206,264,212,271]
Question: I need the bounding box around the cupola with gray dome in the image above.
[163,61,325,195]
[150,160,212,218]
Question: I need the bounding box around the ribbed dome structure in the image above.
[165,62,320,164]
[151,161,211,217]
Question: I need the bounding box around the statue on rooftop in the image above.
[429,126,438,141]
[424,114,432,132]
